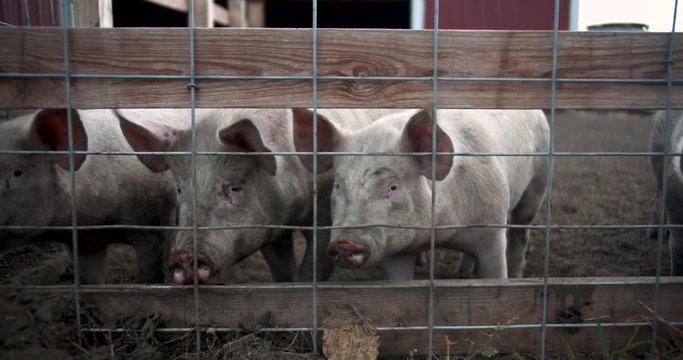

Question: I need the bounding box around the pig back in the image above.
[438,109,549,212]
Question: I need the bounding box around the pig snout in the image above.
[168,249,214,285]
[327,239,369,268]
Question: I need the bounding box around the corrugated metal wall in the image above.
[426,0,570,30]
[1,0,60,27]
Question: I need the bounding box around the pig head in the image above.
[293,109,450,270]
[0,109,86,238]
[117,109,331,285]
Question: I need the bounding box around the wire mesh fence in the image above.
[0,0,681,358]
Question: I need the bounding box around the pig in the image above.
[0,109,177,284]
[116,108,397,284]
[648,110,683,276]
[293,109,549,280]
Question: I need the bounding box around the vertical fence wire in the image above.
[187,0,202,355]
[540,0,561,358]
[68,0,74,27]
[427,0,440,357]
[652,0,679,351]
[22,0,31,26]
[310,0,320,353]
[60,0,82,347]
[50,0,56,27]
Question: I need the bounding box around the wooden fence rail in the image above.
[11,277,679,355]
[1,28,681,109]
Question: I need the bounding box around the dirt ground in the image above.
[0,110,677,358]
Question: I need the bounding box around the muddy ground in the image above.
[0,110,678,359]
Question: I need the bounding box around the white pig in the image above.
[648,110,683,276]
[0,109,177,284]
[293,109,549,280]
[116,108,398,284]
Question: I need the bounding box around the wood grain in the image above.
[71,277,683,355]
[0,28,681,109]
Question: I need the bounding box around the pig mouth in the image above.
[168,249,214,285]
[327,239,370,269]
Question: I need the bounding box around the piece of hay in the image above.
[323,305,379,360]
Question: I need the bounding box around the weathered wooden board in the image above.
[60,277,683,355]
[0,28,681,109]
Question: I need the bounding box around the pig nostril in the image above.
[197,264,212,282]
[172,267,186,284]
[327,239,370,268]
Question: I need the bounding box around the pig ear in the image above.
[291,108,340,173]
[400,109,454,181]
[218,119,277,176]
[115,110,181,173]
[30,109,88,170]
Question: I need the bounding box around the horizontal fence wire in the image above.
[1,0,681,359]
[1,72,680,84]
[4,223,683,231]
[67,321,683,335]
[76,321,683,333]
[4,277,680,291]
[4,150,683,157]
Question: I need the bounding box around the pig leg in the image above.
[507,176,547,278]
[260,232,297,282]
[473,229,508,278]
[671,227,683,276]
[61,231,107,284]
[415,251,429,266]
[454,253,477,278]
[78,249,107,284]
[382,253,416,280]
[668,202,683,275]
[297,200,334,281]
[649,129,666,239]
[297,228,334,281]
[648,189,668,239]
[128,230,167,283]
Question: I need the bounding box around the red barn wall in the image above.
[0,0,60,27]
[426,0,570,30]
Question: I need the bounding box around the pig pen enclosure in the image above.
[1,0,683,359]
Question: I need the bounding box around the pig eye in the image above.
[12,169,23,177]
[221,183,242,196]
[176,186,182,195]
[387,184,399,196]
